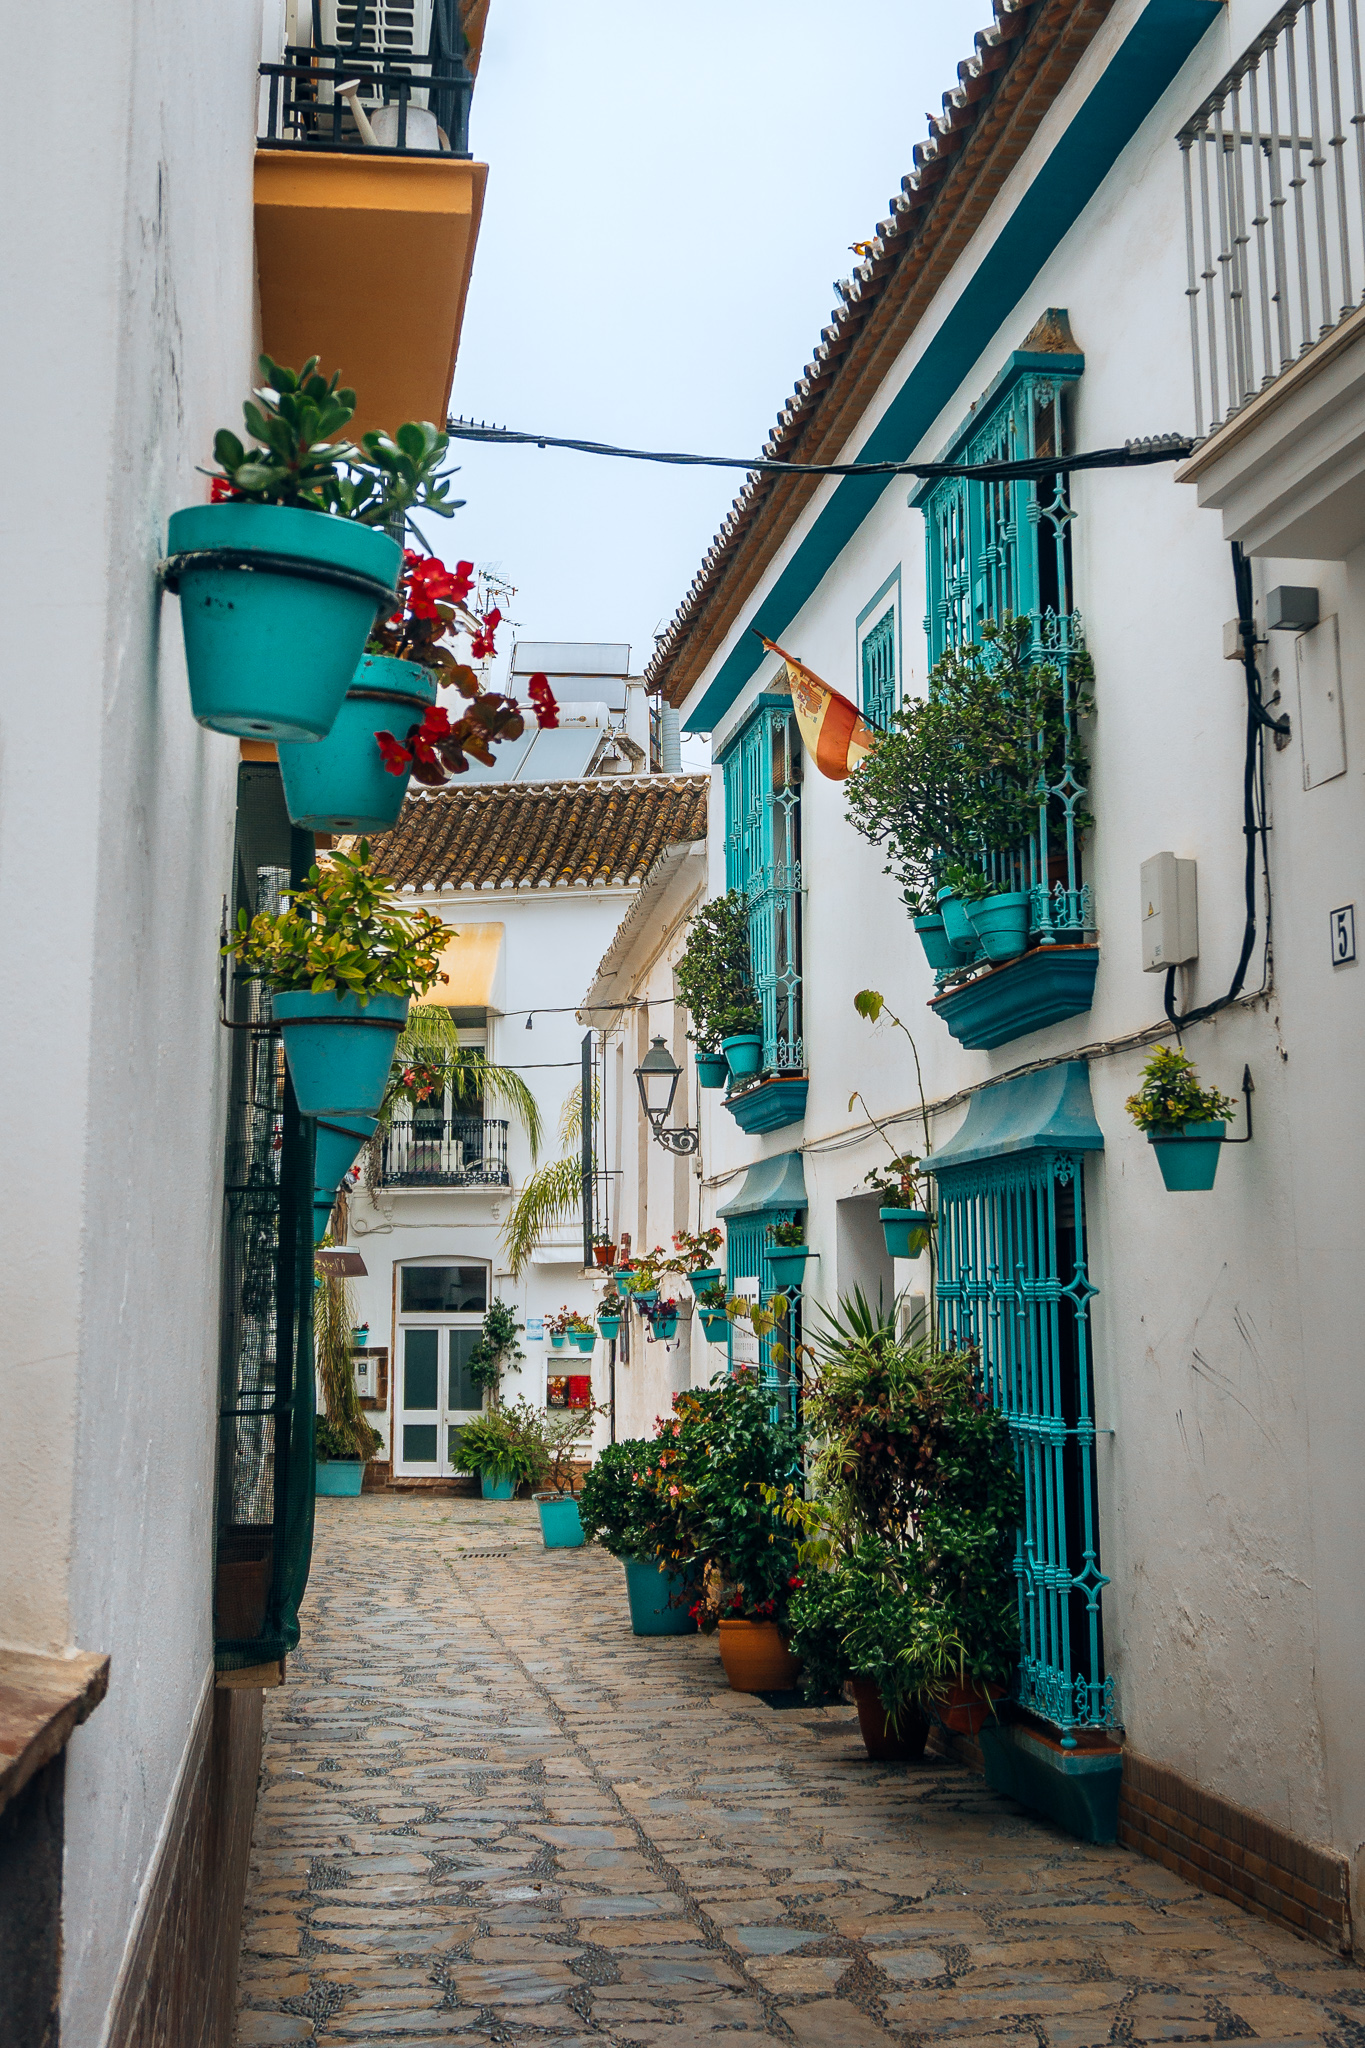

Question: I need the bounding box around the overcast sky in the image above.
[423,0,987,693]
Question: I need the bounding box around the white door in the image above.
[394,1261,488,1475]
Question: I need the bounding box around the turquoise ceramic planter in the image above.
[1149,1121,1225,1191]
[686,1266,723,1295]
[649,1313,679,1340]
[549,1332,567,1350]
[569,1330,596,1353]
[966,889,1031,963]
[313,1196,337,1245]
[880,1206,931,1258]
[695,1052,729,1089]
[699,1311,730,1342]
[936,888,980,958]
[623,1557,695,1635]
[765,1245,814,1287]
[314,1114,378,1199]
[480,1471,515,1501]
[535,1493,585,1548]
[273,990,408,1117]
[166,503,401,740]
[628,1287,659,1311]
[315,1459,364,1496]
[914,912,959,972]
[277,655,436,831]
[721,1032,763,1080]
[597,1315,622,1341]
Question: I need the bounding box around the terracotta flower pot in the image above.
[849,1678,930,1761]
[937,1678,1006,1735]
[717,1618,800,1693]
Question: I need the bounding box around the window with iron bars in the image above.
[932,1147,1115,1736]
[724,1207,801,1418]
[911,349,1093,947]
[861,606,897,730]
[719,698,803,1074]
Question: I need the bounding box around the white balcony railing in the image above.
[1179,0,1365,441]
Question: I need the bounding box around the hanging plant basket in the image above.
[695,1052,729,1090]
[965,889,1031,963]
[913,912,959,973]
[699,1309,730,1342]
[765,1244,814,1287]
[629,1286,659,1312]
[314,1114,378,1202]
[277,655,436,831]
[164,503,401,740]
[686,1266,723,1295]
[568,1329,597,1354]
[272,990,409,1117]
[721,1032,763,1081]
[879,1206,931,1259]
[648,1312,679,1341]
[597,1314,622,1342]
[1148,1121,1226,1191]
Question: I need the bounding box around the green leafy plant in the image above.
[1125,1046,1237,1132]
[562,1311,595,1336]
[675,891,761,1055]
[467,1299,524,1400]
[769,1219,805,1248]
[225,841,452,1001]
[695,1284,729,1313]
[577,1439,657,1558]
[455,1402,546,1488]
[785,1538,970,1730]
[313,1263,380,1460]
[209,354,462,526]
[843,615,1092,915]
[667,1372,806,1624]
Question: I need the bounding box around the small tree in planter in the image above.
[675,891,761,1079]
[1126,1047,1236,1191]
[224,841,451,1119]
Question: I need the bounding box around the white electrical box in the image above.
[1141,853,1199,972]
[352,1351,376,1398]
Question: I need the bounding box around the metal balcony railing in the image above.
[1179,0,1365,441]
[379,1117,509,1187]
[258,44,472,158]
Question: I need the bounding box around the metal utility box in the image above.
[1141,853,1199,972]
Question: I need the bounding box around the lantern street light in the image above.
[634,1036,699,1155]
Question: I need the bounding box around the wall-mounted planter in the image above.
[724,1076,808,1134]
[685,1266,723,1295]
[549,1331,567,1350]
[765,1244,815,1287]
[930,945,1098,1050]
[914,912,959,972]
[597,1315,622,1342]
[568,1330,596,1353]
[880,1207,931,1259]
[966,890,1030,963]
[648,1312,679,1341]
[592,1244,616,1268]
[628,1287,659,1312]
[1148,1120,1225,1190]
[534,1492,585,1549]
[721,1032,763,1080]
[164,503,400,739]
[696,1052,729,1090]
[277,655,435,831]
[315,1114,378,1202]
[273,990,409,1117]
[480,1471,516,1501]
[699,1310,730,1342]
[315,1459,364,1497]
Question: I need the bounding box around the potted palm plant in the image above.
[166,356,464,739]
[224,841,452,1118]
[1126,1047,1236,1191]
[675,891,762,1083]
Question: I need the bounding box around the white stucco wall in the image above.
[0,0,264,2035]
[669,2,1365,1910]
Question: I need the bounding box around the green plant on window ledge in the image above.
[769,1219,805,1248]
[1125,1047,1236,1133]
[675,890,761,1055]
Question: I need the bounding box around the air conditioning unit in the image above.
[316,0,435,126]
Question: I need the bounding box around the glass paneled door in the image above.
[395,1261,489,1476]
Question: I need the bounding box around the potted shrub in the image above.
[166,356,462,739]
[670,1372,807,1691]
[694,1284,731,1343]
[591,1232,617,1269]
[578,1438,696,1635]
[565,1311,597,1354]
[622,1259,661,1312]
[512,1399,597,1547]
[863,1156,932,1261]
[1126,1047,1236,1191]
[545,1307,569,1351]
[670,1227,724,1296]
[315,1415,379,1496]
[675,891,762,1083]
[765,1219,815,1288]
[224,841,451,1117]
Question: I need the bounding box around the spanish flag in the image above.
[758,634,879,781]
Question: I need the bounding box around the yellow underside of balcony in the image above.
[254,150,487,437]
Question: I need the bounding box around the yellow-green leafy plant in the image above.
[225,841,452,1002]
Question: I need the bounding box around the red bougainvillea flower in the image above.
[527,672,560,729]
[375,730,413,775]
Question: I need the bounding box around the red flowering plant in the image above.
[371,551,560,785]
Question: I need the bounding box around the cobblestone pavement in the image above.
[234,1494,1365,2048]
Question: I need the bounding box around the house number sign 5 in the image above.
[1330,904,1356,965]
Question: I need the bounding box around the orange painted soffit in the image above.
[253,151,488,437]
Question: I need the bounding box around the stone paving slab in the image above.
[234,1495,1365,2047]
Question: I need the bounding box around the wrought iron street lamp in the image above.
[634,1036,699,1155]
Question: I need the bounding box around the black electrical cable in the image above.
[1163,541,1289,1035]
[446,417,1194,485]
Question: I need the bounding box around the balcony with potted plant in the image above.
[675,889,806,1133]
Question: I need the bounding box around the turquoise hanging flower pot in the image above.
[1148,1121,1225,1191]
[880,1207,931,1259]
[164,503,401,740]
[695,1052,729,1089]
[277,655,436,831]
[273,991,409,1117]
[913,912,959,972]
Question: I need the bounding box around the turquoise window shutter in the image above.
[860,605,897,729]
[718,698,803,1073]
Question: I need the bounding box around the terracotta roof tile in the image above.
[367,775,709,892]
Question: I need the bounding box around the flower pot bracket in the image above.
[160,545,398,614]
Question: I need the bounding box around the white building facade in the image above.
[636,0,1365,1955]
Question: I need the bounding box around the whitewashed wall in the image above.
[675,3,1365,1913]
[0,0,264,2036]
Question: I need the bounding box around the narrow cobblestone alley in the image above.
[234,1497,1365,2048]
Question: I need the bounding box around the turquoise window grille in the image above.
[860,605,897,729]
[720,698,803,1073]
[934,1147,1114,1736]
[724,1205,799,1413]
[911,343,1092,946]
